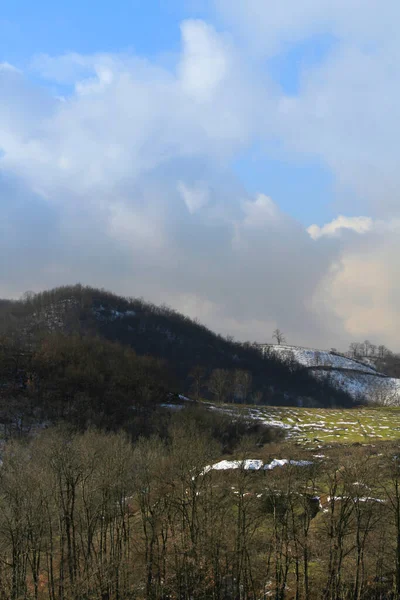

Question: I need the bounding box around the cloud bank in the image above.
[1,7,400,350]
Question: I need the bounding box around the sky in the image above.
[1,0,400,350]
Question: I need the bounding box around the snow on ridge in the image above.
[263,344,379,375]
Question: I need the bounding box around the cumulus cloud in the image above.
[1,21,326,348]
[214,0,398,57]
[215,0,400,216]
[313,246,400,348]
[307,216,373,240]
[1,8,400,350]
[178,20,230,103]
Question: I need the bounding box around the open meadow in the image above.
[233,405,400,445]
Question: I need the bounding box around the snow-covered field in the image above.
[244,406,400,444]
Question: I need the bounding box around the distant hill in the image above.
[0,285,354,410]
[259,344,400,404]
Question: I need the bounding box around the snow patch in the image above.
[201,458,312,476]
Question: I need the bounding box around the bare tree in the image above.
[233,370,252,404]
[272,329,286,345]
[21,290,35,303]
[188,365,206,402]
[378,344,389,359]
[363,340,372,356]
[207,369,231,404]
[349,342,361,357]
[251,390,263,405]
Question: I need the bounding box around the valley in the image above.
[0,286,400,599]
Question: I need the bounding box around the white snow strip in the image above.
[260,419,294,430]
[178,394,192,402]
[201,459,263,475]
[202,458,312,476]
[327,496,385,504]
[264,459,313,470]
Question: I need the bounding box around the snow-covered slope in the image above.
[311,369,400,404]
[259,344,400,404]
[261,344,378,374]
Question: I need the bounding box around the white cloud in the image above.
[178,20,229,103]
[2,24,271,198]
[2,8,400,351]
[214,0,399,56]
[0,62,21,73]
[307,215,373,240]
[242,194,281,228]
[214,0,400,216]
[313,249,400,346]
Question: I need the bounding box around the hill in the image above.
[259,344,400,404]
[0,285,354,416]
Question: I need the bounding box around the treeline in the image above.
[348,340,400,378]
[0,333,284,445]
[0,419,400,599]
[0,285,355,407]
[0,334,172,436]
[190,367,260,404]
[0,330,350,440]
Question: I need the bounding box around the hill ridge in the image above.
[0,284,355,408]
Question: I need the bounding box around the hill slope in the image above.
[259,344,400,404]
[0,285,354,408]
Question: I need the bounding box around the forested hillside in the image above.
[0,285,354,428]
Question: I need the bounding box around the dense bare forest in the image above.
[0,415,399,600]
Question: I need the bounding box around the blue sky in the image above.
[0,0,201,61]
[0,0,338,227]
[1,0,399,348]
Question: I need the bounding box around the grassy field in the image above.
[237,405,400,445]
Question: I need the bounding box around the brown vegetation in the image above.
[0,422,399,599]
